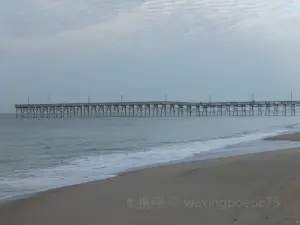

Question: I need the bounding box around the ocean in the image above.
[1,114,300,202]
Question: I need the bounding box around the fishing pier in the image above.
[15,101,300,118]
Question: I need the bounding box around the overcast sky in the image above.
[1,0,300,112]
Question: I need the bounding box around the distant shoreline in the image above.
[264,132,300,141]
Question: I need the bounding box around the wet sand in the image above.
[1,148,300,224]
[265,132,300,141]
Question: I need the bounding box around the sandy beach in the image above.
[2,137,300,225]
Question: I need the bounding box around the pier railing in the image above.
[14,101,300,118]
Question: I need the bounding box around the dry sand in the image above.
[265,132,300,141]
[2,148,300,224]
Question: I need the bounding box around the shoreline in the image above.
[1,131,299,207]
[2,146,300,224]
[2,131,300,224]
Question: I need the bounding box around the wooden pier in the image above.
[14,101,300,118]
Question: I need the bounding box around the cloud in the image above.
[2,0,300,55]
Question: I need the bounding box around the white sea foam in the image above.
[0,128,290,201]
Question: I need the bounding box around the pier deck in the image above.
[14,100,300,118]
